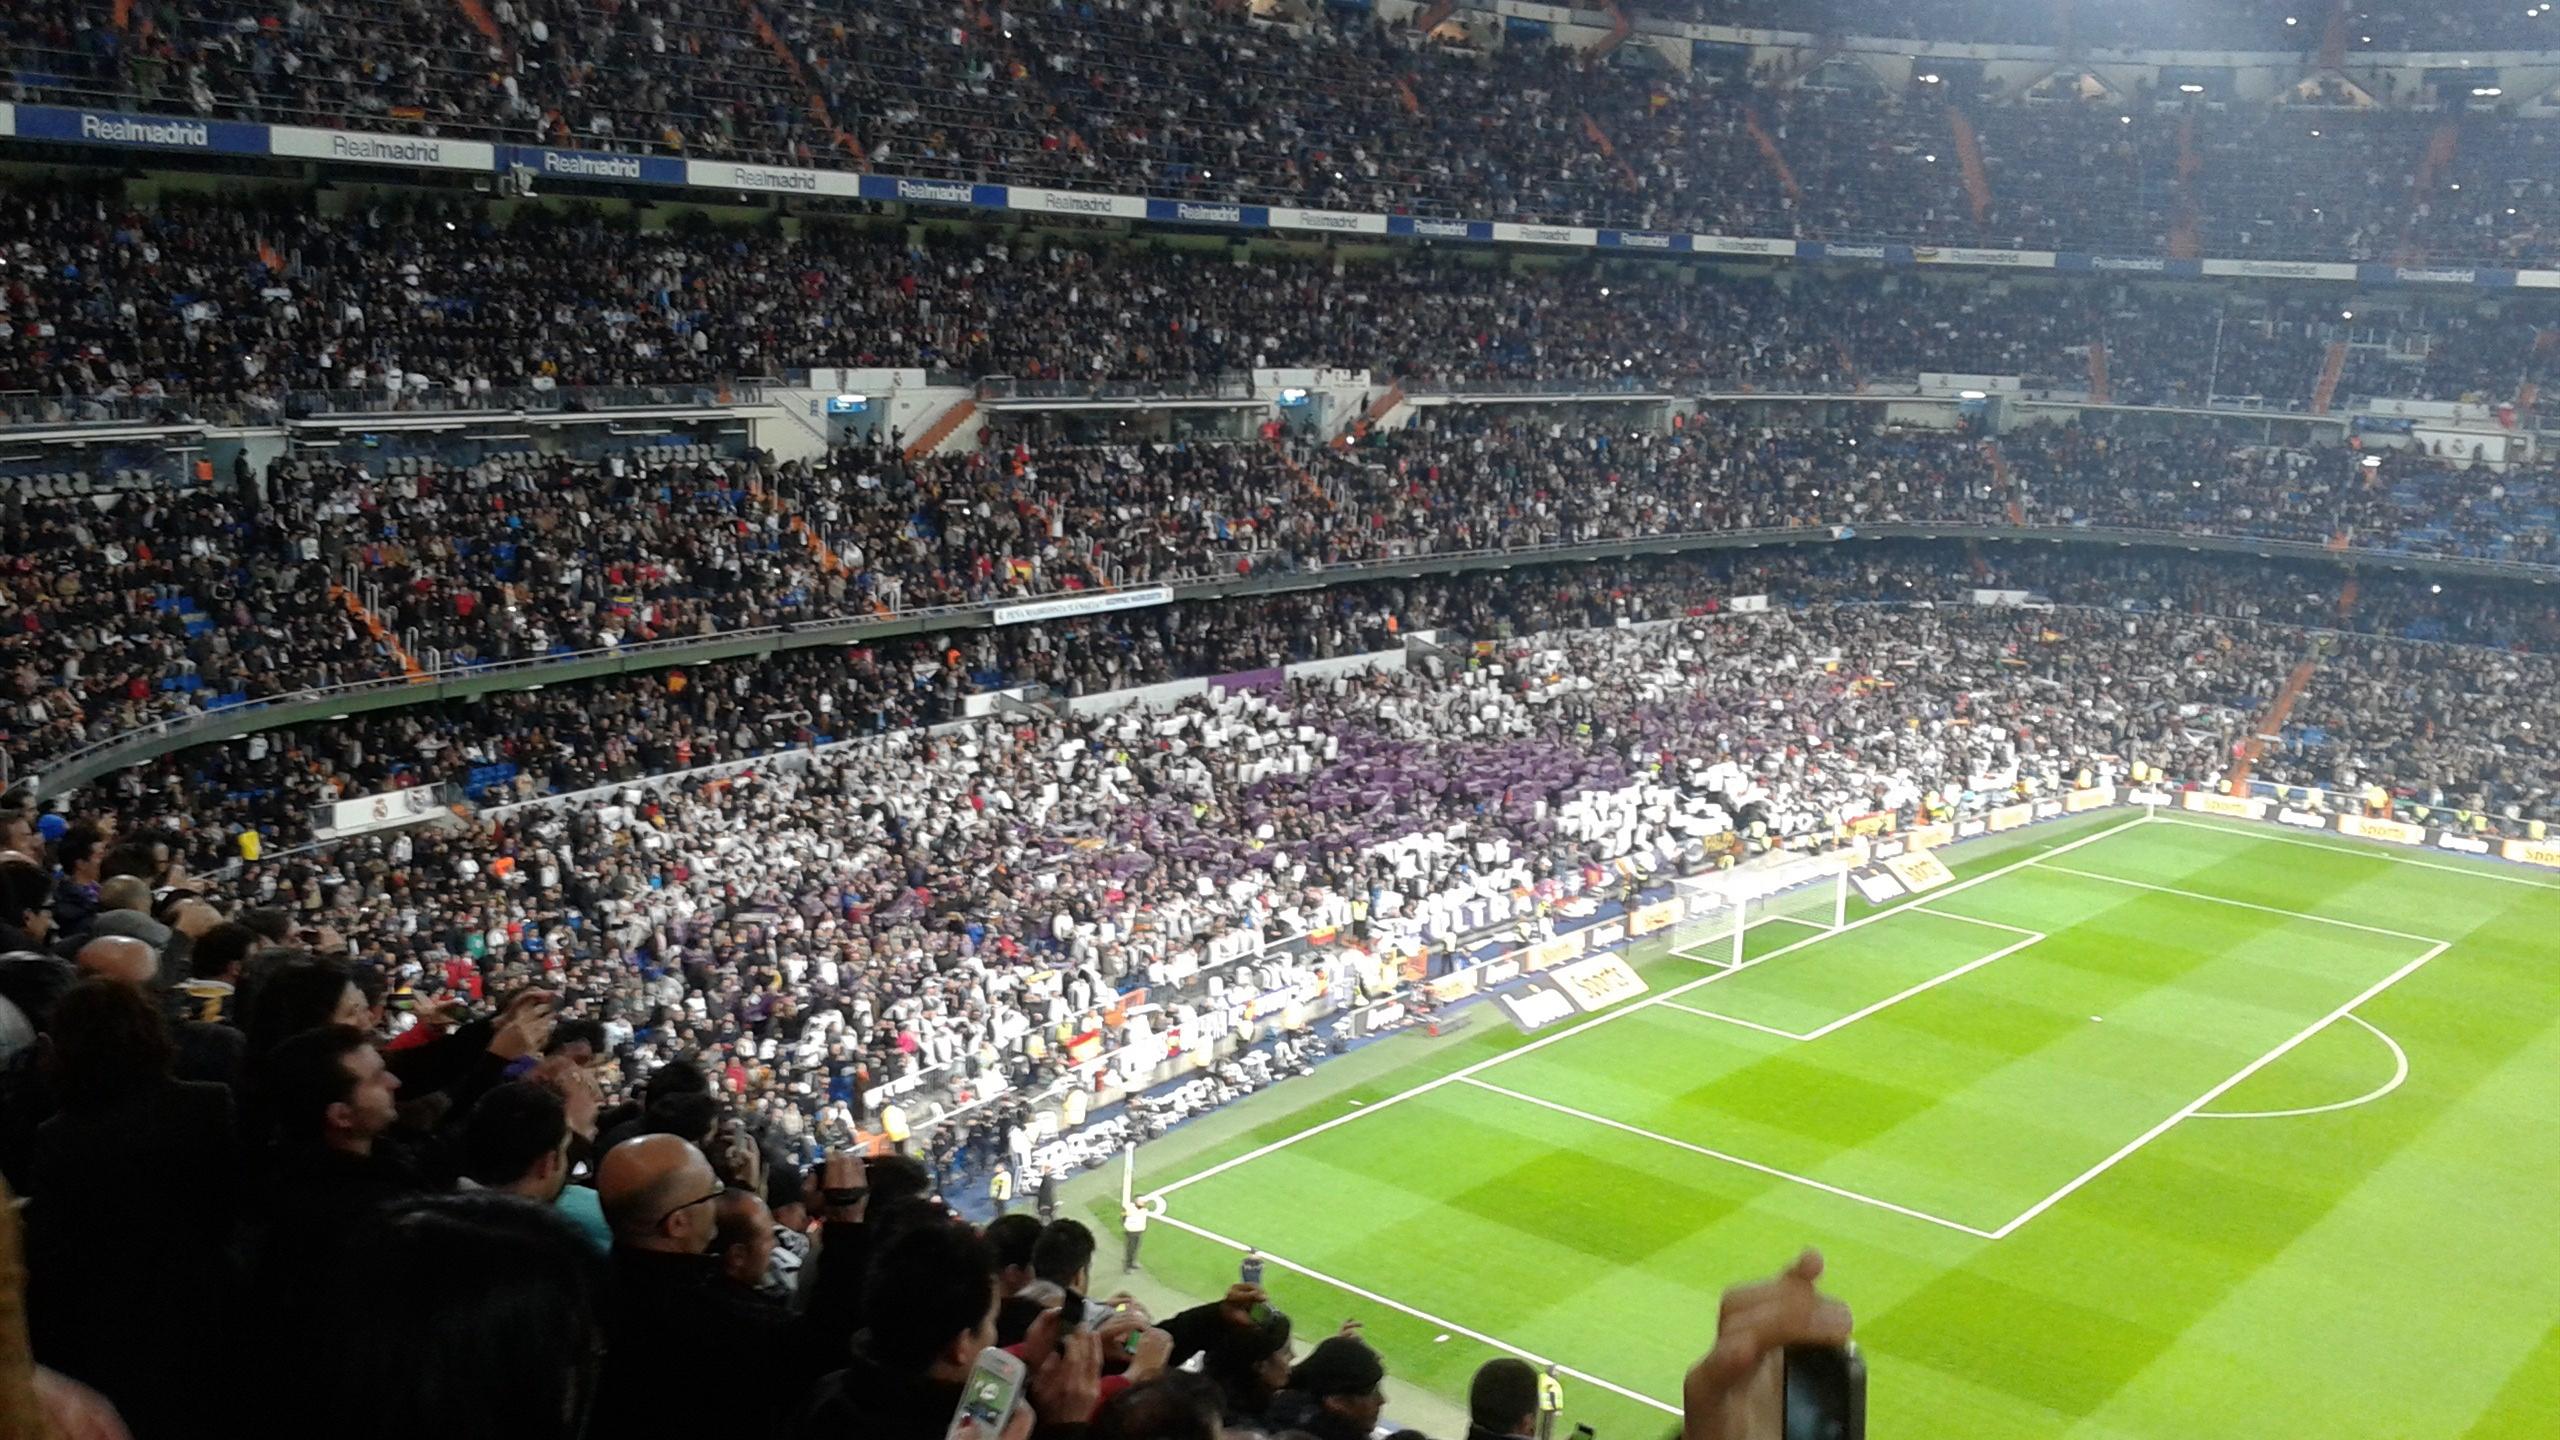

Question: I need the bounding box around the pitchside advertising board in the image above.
[1496,954,1649,1034]
[4,104,2560,290]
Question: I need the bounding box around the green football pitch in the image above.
[1105,810,2560,1440]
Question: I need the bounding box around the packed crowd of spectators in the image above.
[10,187,2557,424]
[75,539,2560,868]
[11,2,2560,261]
[14,410,2560,783]
[11,513,2560,1436]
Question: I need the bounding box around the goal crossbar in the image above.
[1667,853,1851,968]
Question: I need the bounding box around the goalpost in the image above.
[1666,852,1852,968]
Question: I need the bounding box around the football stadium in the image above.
[2,1,2559,1438]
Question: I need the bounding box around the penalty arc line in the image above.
[1459,1077,2005,1239]
[1145,1209,1683,1416]
[2194,1014,2409,1120]
[1989,940,2450,1240]
[1146,814,2154,1202]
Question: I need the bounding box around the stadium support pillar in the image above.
[2086,337,2112,406]
[330,584,426,683]
[2310,340,2349,417]
[2231,647,2322,790]
[1744,110,1805,205]
[1948,108,1991,225]
[904,398,981,460]
[2316,0,2352,69]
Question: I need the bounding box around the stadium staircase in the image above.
[2310,341,2349,416]
[2086,337,2113,406]
[1580,114,1641,187]
[1394,76,1421,116]
[2169,110,2204,259]
[740,0,869,164]
[1588,0,1634,61]
[2521,331,2559,425]
[747,474,855,587]
[2392,121,2462,263]
[1335,383,1407,448]
[2230,642,2325,789]
[1743,109,1806,205]
[1982,441,2024,525]
[904,398,982,460]
[330,583,425,682]
[1415,0,1459,34]
[446,0,501,42]
[1948,108,1991,225]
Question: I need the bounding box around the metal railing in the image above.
[21,518,2560,800]
[285,381,765,419]
[974,374,1258,403]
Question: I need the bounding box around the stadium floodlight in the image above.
[2180,83,2205,93]
[1668,854,1852,970]
[1959,389,1988,399]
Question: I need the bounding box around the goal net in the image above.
[1666,853,1851,968]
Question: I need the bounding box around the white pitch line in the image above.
[1795,931,2050,1042]
[2029,862,2449,945]
[2195,1014,2410,1120]
[1906,906,2046,938]
[1146,1209,1682,1415]
[1657,1001,1812,1040]
[1147,814,2153,1201]
[1459,1077,2003,1239]
[2154,814,2560,891]
[1990,940,2451,1239]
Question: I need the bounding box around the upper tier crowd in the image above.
[9,413,2556,780]
[9,195,2554,421]
[6,1,2560,263]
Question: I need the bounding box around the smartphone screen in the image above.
[1781,1345,1864,1440]
[1240,1252,1264,1286]
[948,1348,1026,1440]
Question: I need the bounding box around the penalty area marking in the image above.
[1142,814,2152,1204]
[2194,1014,2409,1120]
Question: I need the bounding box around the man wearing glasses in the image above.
[589,1134,875,1436]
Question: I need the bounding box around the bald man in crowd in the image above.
[72,935,157,989]
[588,1138,881,1437]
